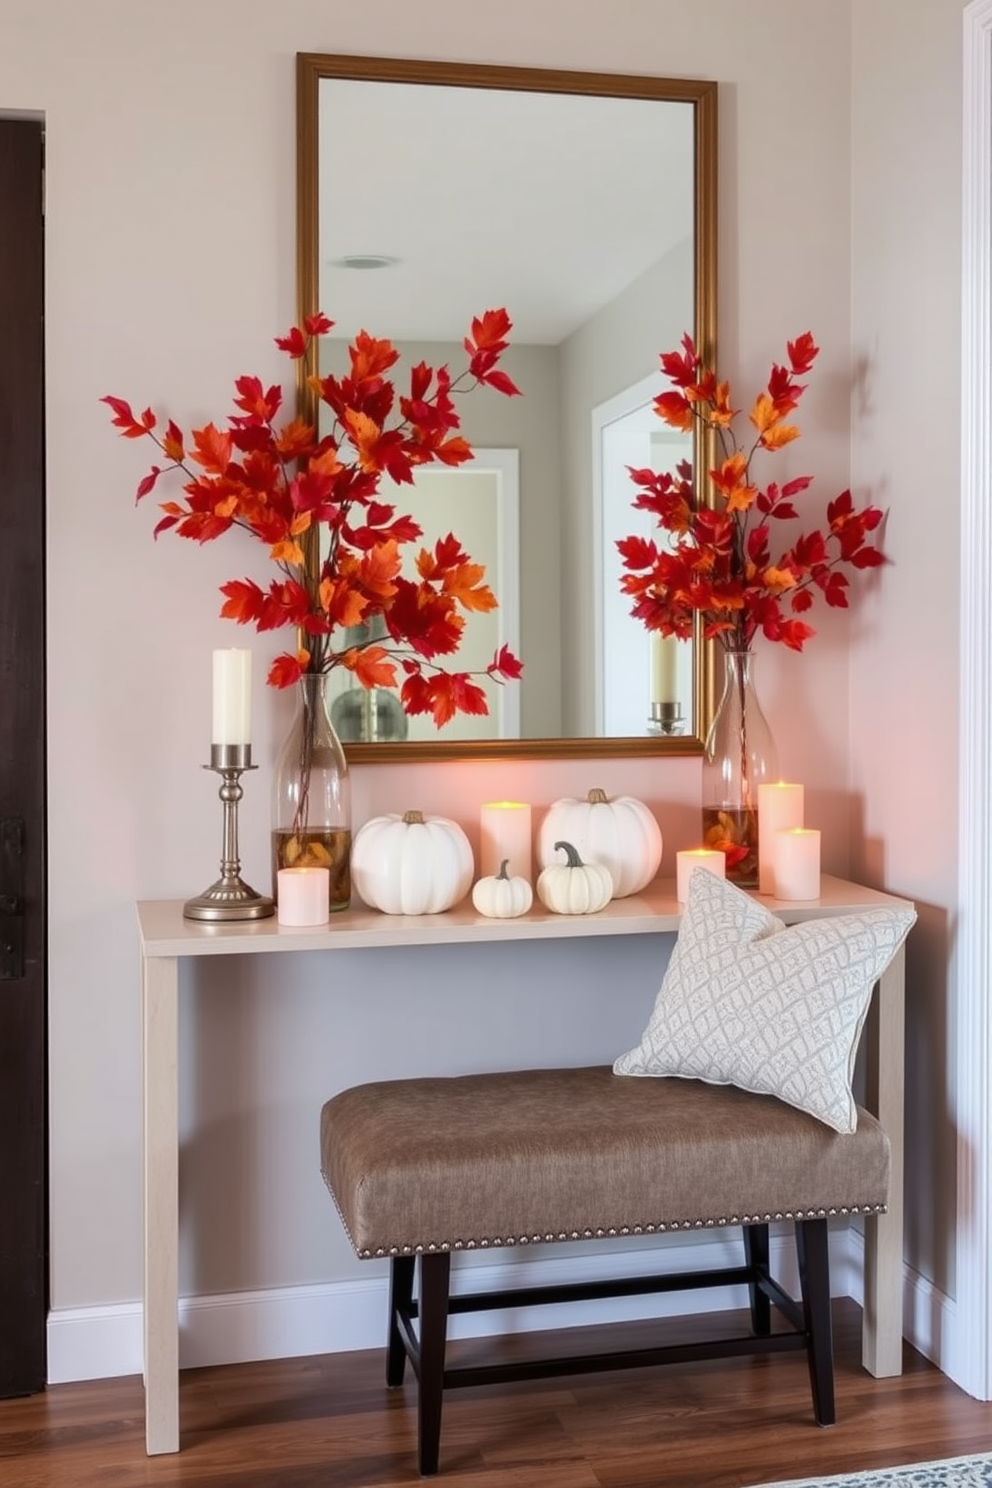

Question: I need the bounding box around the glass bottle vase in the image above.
[701,647,779,889]
[272,673,352,912]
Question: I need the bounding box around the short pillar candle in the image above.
[757,782,804,894]
[276,867,330,926]
[773,828,821,901]
[676,848,726,904]
[479,802,532,882]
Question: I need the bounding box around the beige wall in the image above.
[850,0,966,1298]
[0,0,958,1367]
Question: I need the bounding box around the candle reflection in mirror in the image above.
[648,634,685,736]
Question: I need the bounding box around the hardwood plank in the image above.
[2,1303,991,1487]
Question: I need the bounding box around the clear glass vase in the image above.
[271,673,352,912]
[701,647,779,888]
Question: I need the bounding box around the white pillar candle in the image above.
[650,634,679,705]
[676,848,726,904]
[211,649,252,746]
[757,781,804,894]
[773,828,821,901]
[276,866,330,926]
[479,801,532,882]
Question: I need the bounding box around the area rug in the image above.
[756,1454,992,1487]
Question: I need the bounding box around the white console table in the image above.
[136,873,910,1455]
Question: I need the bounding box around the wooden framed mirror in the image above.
[296,52,717,761]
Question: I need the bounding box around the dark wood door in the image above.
[0,118,47,1396]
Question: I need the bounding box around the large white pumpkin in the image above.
[536,788,662,897]
[352,810,474,915]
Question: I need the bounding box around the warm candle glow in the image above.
[211,649,252,746]
[773,828,821,901]
[479,801,532,882]
[757,781,804,894]
[276,867,330,926]
[676,848,726,904]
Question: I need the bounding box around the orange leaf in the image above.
[190,423,232,475]
[343,645,398,690]
[349,330,400,384]
[761,566,798,595]
[319,575,369,630]
[759,422,801,451]
[269,539,305,566]
[443,562,498,613]
[359,540,402,600]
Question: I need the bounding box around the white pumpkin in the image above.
[471,860,533,919]
[537,787,662,898]
[536,841,613,915]
[352,810,473,915]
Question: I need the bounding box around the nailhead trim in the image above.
[317,1181,888,1261]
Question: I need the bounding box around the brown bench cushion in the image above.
[320,1065,890,1259]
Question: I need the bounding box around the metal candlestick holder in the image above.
[647,700,685,737]
[183,744,275,922]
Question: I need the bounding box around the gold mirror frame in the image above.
[296,52,717,762]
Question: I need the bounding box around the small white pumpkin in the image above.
[471,860,533,919]
[537,787,662,898]
[352,809,473,915]
[536,840,613,915]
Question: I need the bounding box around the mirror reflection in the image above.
[296,54,717,760]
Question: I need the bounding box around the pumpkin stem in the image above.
[497,859,510,880]
[402,810,425,825]
[587,788,610,804]
[553,840,584,868]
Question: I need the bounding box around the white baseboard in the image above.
[47,1227,867,1385]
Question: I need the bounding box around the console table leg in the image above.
[862,946,906,1377]
[142,952,180,1453]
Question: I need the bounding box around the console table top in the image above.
[136,874,913,960]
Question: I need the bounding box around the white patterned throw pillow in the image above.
[613,869,916,1133]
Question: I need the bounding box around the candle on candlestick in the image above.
[276,866,330,926]
[479,801,532,882]
[773,827,821,901]
[650,633,679,705]
[757,781,804,894]
[212,649,252,746]
[676,847,726,904]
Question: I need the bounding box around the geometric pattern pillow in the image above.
[613,868,916,1133]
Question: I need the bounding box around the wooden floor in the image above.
[2,1302,992,1488]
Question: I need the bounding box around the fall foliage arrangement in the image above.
[103,308,523,726]
[616,332,885,654]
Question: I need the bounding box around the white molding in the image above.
[48,1228,858,1385]
[954,0,992,1402]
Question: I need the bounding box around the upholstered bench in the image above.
[320,1064,891,1477]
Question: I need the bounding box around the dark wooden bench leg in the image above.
[743,1222,771,1336]
[796,1217,836,1426]
[417,1252,452,1477]
[387,1255,416,1387]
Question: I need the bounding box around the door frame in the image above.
[955,0,992,1402]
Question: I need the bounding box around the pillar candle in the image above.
[211,649,252,746]
[773,828,821,901]
[757,781,804,894]
[276,867,330,926]
[650,633,679,705]
[479,801,532,882]
[676,848,726,904]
